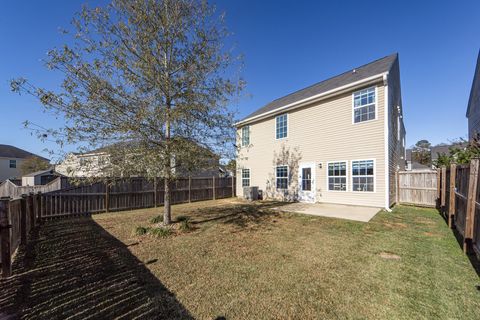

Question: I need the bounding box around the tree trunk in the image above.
[163,177,171,225]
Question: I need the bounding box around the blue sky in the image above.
[0,0,479,160]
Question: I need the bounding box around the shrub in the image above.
[134,226,149,236]
[150,215,163,224]
[180,219,192,231]
[149,227,172,238]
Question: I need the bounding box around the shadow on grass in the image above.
[190,201,289,229]
[0,218,193,319]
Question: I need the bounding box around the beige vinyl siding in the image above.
[237,82,386,208]
[387,59,406,206]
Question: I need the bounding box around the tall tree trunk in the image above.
[163,176,171,225]
[163,97,172,225]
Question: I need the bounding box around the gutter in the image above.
[236,72,389,127]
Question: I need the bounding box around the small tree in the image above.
[11,0,243,224]
[19,156,50,175]
[412,139,432,165]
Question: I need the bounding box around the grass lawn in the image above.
[1,199,479,319]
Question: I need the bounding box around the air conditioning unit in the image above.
[243,186,259,201]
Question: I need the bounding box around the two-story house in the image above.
[0,144,49,182]
[466,50,480,140]
[236,54,405,209]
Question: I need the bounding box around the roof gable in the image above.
[240,53,398,123]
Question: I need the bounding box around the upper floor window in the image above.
[353,87,376,123]
[352,160,374,192]
[276,165,288,189]
[276,114,288,139]
[9,160,16,168]
[241,126,250,147]
[242,168,250,187]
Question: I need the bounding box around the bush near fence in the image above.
[0,176,235,278]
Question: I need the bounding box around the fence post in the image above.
[28,193,35,229]
[448,163,457,228]
[465,158,479,254]
[105,180,110,213]
[441,166,447,209]
[20,194,27,244]
[395,170,400,204]
[231,176,235,198]
[0,197,12,278]
[212,176,216,200]
[188,177,192,203]
[37,192,43,221]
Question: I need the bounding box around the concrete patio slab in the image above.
[274,202,382,222]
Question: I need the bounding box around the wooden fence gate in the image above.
[396,170,438,207]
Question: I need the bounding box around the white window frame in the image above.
[326,161,348,192]
[351,159,376,193]
[275,113,288,140]
[352,87,377,124]
[241,126,250,147]
[241,168,250,187]
[275,165,289,190]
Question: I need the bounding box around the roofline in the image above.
[466,49,480,117]
[235,72,389,127]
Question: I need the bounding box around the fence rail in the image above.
[438,160,480,256]
[0,176,235,277]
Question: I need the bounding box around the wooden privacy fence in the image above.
[41,176,235,218]
[0,176,235,277]
[438,159,480,256]
[396,170,438,207]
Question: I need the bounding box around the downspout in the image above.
[383,73,391,211]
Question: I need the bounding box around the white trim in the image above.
[298,162,316,202]
[275,165,289,190]
[236,72,389,126]
[275,113,289,140]
[326,160,348,192]
[352,86,378,124]
[351,158,376,193]
[384,80,390,209]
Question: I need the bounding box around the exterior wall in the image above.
[467,52,480,140]
[387,59,406,206]
[0,157,25,182]
[56,153,107,177]
[237,82,387,208]
[22,176,35,186]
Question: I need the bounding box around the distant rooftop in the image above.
[0,144,49,161]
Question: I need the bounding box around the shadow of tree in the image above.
[191,201,288,229]
[0,218,193,319]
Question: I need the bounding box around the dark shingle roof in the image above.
[0,144,48,161]
[241,53,398,122]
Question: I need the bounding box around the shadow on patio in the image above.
[0,217,193,319]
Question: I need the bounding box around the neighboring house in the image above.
[466,50,480,140]
[0,144,49,182]
[22,168,62,186]
[405,149,431,171]
[236,54,406,209]
[56,143,224,178]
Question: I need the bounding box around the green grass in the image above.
[1,199,478,319]
[92,199,480,319]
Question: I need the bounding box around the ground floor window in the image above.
[276,166,288,189]
[242,169,250,187]
[328,162,347,191]
[352,160,374,192]
[301,167,312,191]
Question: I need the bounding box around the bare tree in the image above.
[11,0,243,224]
